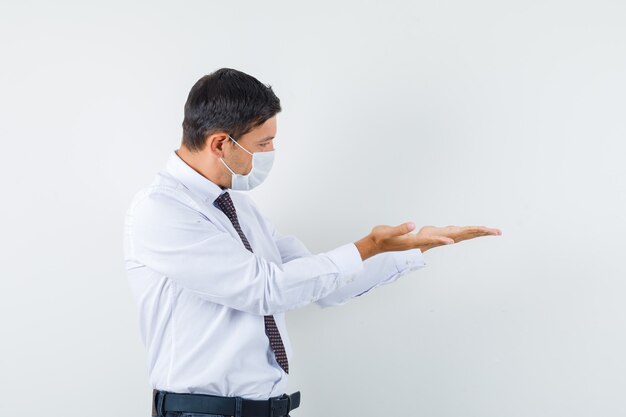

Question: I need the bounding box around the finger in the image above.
[400,222,416,234]
[382,222,416,239]
[472,226,502,236]
[461,226,501,236]
[432,236,455,245]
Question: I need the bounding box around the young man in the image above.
[123,68,501,417]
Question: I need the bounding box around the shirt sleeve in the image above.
[124,187,363,316]
[316,248,426,308]
[265,211,427,308]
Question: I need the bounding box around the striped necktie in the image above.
[214,191,289,374]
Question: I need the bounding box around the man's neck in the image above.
[175,146,227,189]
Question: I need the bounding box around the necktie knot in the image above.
[214,192,251,252]
[214,192,235,217]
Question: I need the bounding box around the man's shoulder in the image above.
[126,171,202,216]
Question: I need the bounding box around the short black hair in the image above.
[181,68,282,152]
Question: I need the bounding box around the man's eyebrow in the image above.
[257,136,275,142]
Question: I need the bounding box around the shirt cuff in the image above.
[324,242,364,283]
[391,247,427,273]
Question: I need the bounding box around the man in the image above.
[123,67,502,417]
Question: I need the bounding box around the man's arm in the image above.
[317,248,426,307]
[124,186,365,316]
[266,216,426,308]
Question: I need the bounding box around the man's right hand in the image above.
[354,222,502,261]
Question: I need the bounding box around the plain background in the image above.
[1,1,625,416]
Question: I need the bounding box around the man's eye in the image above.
[260,143,269,147]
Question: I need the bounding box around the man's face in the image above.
[224,115,276,176]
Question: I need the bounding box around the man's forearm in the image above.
[354,236,379,261]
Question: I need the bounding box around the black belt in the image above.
[152,389,301,417]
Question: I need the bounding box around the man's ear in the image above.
[207,132,229,156]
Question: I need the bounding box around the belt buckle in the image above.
[269,393,290,417]
[284,393,291,416]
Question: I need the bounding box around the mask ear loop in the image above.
[225,134,255,179]
[219,156,237,176]
[228,134,253,156]
[219,134,242,176]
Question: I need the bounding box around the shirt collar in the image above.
[164,149,228,203]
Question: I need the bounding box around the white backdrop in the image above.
[1,1,625,416]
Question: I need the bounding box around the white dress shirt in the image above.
[123,150,427,400]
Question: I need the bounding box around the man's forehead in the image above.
[248,115,277,142]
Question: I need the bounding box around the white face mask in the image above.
[219,134,275,191]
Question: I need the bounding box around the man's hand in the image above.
[354,222,502,261]
[415,225,502,252]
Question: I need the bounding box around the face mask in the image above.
[219,134,275,191]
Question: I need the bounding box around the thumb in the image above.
[390,221,415,237]
[374,222,416,240]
